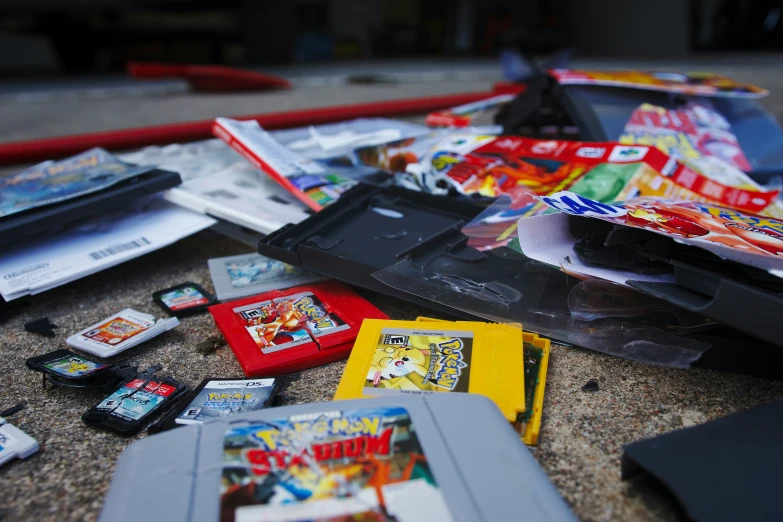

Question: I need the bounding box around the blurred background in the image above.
[1,0,782,144]
[0,0,781,76]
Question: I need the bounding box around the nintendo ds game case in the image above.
[258,183,783,377]
[0,166,182,246]
[620,399,783,522]
[99,394,576,522]
[258,183,485,319]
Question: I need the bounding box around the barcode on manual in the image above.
[89,237,151,260]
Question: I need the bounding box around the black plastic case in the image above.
[566,214,783,348]
[258,183,783,378]
[622,399,783,522]
[0,168,181,245]
[258,183,485,317]
[257,183,668,332]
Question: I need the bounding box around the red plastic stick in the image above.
[127,61,292,92]
[0,90,497,166]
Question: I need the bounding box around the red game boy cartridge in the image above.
[209,281,387,377]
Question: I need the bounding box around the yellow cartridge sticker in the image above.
[364,327,473,395]
[336,319,526,426]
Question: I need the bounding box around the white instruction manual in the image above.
[119,141,310,234]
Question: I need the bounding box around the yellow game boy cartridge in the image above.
[334,318,527,431]
[414,316,550,445]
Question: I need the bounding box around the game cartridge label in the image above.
[95,379,176,422]
[363,328,473,397]
[221,406,454,522]
[225,256,309,289]
[175,378,276,425]
[81,316,151,346]
[43,354,107,377]
[233,291,349,354]
[158,285,209,311]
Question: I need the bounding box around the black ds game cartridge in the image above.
[83,375,188,436]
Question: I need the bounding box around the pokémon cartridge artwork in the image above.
[335,319,527,430]
[98,395,578,522]
[221,405,454,522]
[210,281,387,377]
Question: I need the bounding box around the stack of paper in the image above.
[164,161,309,235]
[119,140,310,235]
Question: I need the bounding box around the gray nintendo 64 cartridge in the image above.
[99,393,575,522]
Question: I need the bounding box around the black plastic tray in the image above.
[566,213,783,348]
[259,183,486,317]
[259,183,783,377]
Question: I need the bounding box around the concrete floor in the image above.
[1,61,782,521]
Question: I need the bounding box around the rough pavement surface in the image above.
[1,63,783,521]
